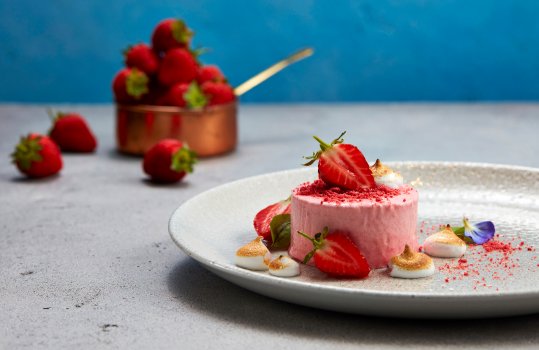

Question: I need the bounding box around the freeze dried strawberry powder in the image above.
[294,179,413,204]
[419,222,538,291]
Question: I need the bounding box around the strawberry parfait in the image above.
[241,132,419,279]
[289,132,418,269]
[289,179,418,269]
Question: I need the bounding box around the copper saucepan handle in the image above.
[233,47,314,96]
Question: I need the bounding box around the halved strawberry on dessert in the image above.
[253,197,291,249]
[299,227,370,278]
[303,131,375,190]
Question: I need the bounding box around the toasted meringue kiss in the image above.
[389,245,435,279]
[370,159,404,189]
[268,255,300,277]
[235,236,272,271]
[423,224,467,258]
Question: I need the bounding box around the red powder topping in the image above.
[294,179,410,204]
[420,221,538,289]
[482,240,516,253]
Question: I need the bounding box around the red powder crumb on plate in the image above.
[431,230,537,290]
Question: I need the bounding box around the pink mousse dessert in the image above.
[289,178,419,269]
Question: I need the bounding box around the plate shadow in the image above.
[167,259,539,346]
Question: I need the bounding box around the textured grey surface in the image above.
[1,104,539,349]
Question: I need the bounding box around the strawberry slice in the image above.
[253,197,291,242]
[299,227,371,278]
[304,131,375,190]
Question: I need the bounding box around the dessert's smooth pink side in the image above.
[289,186,419,269]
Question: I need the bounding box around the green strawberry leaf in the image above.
[190,47,211,65]
[171,19,193,44]
[11,136,43,170]
[126,69,149,99]
[183,82,208,109]
[451,226,474,244]
[191,47,210,57]
[170,145,197,174]
[270,213,291,249]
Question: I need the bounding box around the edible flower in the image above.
[452,217,495,245]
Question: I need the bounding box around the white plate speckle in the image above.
[169,162,539,318]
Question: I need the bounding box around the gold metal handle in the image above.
[234,47,314,96]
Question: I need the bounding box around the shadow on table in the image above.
[9,173,61,183]
[167,259,539,347]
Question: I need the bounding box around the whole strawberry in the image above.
[201,81,235,106]
[159,83,189,107]
[143,139,196,183]
[151,18,193,53]
[124,43,160,75]
[11,133,63,178]
[197,65,225,84]
[49,112,97,153]
[160,81,208,108]
[303,131,375,190]
[158,48,198,86]
[112,68,150,104]
[299,227,370,278]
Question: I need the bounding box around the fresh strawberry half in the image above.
[49,111,97,153]
[124,43,160,75]
[253,197,291,242]
[143,139,197,183]
[112,68,150,103]
[11,133,63,178]
[158,48,198,86]
[197,65,226,84]
[151,18,193,53]
[303,131,375,190]
[201,81,235,106]
[298,227,370,278]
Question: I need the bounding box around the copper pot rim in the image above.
[116,101,237,115]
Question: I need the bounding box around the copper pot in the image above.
[116,102,237,157]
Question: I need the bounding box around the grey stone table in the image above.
[1,104,539,349]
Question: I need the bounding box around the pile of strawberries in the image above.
[112,18,235,108]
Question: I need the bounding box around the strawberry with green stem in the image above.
[112,68,150,104]
[48,110,97,153]
[253,197,291,247]
[299,227,370,278]
[143,139,197,183]
[11,133,63,178]
[201,81,235,106]
[304,131,375,190]
[151,18,193,53]
[124,43,160,75]
[159,81,208,108]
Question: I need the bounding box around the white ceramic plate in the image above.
[169,162,539,318]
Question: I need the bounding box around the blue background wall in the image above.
[1,1,539,103]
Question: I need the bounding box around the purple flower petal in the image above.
[464,220,495,244]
